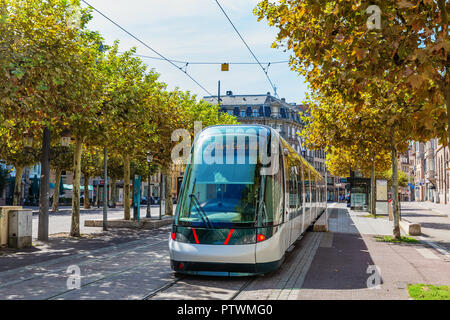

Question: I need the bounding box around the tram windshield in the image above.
[177,127,270,228]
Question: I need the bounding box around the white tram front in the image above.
[169,125,326,275]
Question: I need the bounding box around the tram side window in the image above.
[311,181,316,203]
[297,177,303,210]
[289,167,298,211]
[305,172,311,203]
[264,156,284,225]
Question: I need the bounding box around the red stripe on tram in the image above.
[192,228,200,244]
[224,229,235,245]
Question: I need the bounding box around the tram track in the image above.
[0,238,169,291]
[140,274,256,301]
[45,254,177,300]
[229,277,255,300]
[141,277,184,300]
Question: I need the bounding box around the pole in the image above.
[218,80,221,107]
[146,164,151,218]
[325,165,328,223]
[38,126,50,241]
[133,174,141,221]
[159,172,165,220]
[103,146,108,231]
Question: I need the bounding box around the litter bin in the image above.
[8,209,32,248]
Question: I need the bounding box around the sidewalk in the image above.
[412,201,450,217]
[297,204,450,299]
[235,203,450,300]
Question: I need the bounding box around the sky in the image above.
[82,0,309,104]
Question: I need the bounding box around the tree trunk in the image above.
[70,137,83,237]
[13,166,24,206]
[370,162,376,218]
[83,174,90,209]
[38,126,50,241]
[391,141,401,239]
[164,166,173,216]
[437,0,449,146]
[52,169,62,212]
[123,155,131,220]
[111,179,117,208]
[445,83,450,147]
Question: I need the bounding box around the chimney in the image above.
[226,91,233,96]
[266,92,271,96]
[281,98,286,102]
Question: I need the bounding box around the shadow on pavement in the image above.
[0,227,170,273]
[301,208,381,290]
[418,222,450,231]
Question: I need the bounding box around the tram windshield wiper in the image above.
[188,194,213,229]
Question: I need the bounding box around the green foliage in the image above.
[408,284,450,300]
[377,169,409,188]
[375,235,419,244]
[50,145,73,172]
[254,0,448,144]
[81,146,102,178]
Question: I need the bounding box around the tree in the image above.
[0,0,106,238]
[105,154,123,208]
[81,146,102,209]
[100,45,162,220]
[50,145,73,212]
[0,121,40,205]
[255,0,448,141]
[255,0,444,238]
[378,168,409,189]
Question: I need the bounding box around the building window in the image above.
[246,106,252,117]
[240,110,246,117]
[264,106,271,117]
[253,109,258,117]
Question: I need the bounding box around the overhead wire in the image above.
[213,0,279,97]
[80,0,215,97]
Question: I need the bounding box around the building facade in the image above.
[410,139,449,204]
[434,142,449,204]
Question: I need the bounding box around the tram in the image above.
[169,125,326,275]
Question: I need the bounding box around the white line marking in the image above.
[418,236,450,260]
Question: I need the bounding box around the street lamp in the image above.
[60,129,71,147]
[146,152,153,218]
